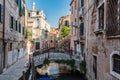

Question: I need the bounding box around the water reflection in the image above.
[49,63,59,75]
[36,63,84,80]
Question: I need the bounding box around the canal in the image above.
[36,63,86,80]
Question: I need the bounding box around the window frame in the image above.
[110,51,120,79]
[10,43,12,51]
[0,4,3,23]
[80,22,84,36]
[98,4,104,30]
[93,54,97,80]
[95,1,104,31]
[81,0,84,7]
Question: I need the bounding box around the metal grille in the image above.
[106,0,120,36]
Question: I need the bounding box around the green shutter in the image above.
[16,20,17,31]
[19,23,21,33]
[19,0,22,16]
[11,16,13,29]
[0,4,3,23]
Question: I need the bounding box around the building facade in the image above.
[49,28,59,48]
[70,0,120,80]
[58,15,70,29]
[85,0,120,80]
[70,0,81,58]
[0,0,27,73]
[28,2,50,51]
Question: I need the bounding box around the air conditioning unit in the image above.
[79,7,84,19]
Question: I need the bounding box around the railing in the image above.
[32,48,84,65]
[18,63,31,80]
[27,48,85,80]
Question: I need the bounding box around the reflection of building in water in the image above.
[49,63,59,75]
[36,63,72,76]
[36,63,59,75]
[58,64,71,74]
[36,65,50,75]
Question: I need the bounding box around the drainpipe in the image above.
[2,0,6,69]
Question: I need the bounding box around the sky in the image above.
[26,0,71,27]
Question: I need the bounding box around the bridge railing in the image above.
[32,48,85,62]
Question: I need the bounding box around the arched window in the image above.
[110,51,120,79]
[113,54,120,74]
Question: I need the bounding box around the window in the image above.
[113,54,120,74]
[0,4,3,23]
[81,0,84,7]
[81,44,84,57]
[19,23,21,33]
[16,20,17,31]
[75,1,76,10]
[80,23,84,36]
[35,42,40,49]
[106,0,120,36]
[9,43,12,51]
[71,6,73,14]
[37,11,39,15]
[22,27,24,35]
[75,18,76,24]
[64,20,69,27]
[10,16,13,29]
[110,51,120,79]
[13,18,16,30]
[28,13,30,17]
[93,55,97,80]
[98,4,104,30]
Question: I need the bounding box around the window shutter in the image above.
[0,4,1,22]
[16,20,17,31]
[17,22,19,32]
[0,4,3,23]
[80,23,84,36]
[81,0,84,7]
[13,18,16,30]
[19,23,21,33]
[23,27,24,35]
[19,23,20,32]
[10,16,13,29]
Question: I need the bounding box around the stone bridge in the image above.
[33,52,72,66]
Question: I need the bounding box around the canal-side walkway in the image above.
[0,55,29,80]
